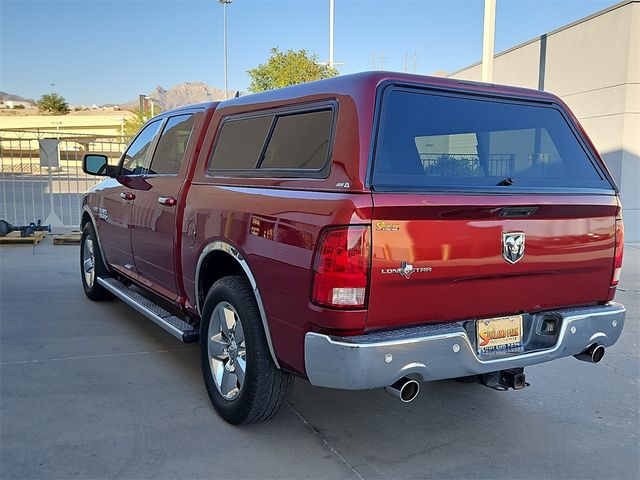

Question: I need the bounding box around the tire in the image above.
[80,222,113,301]
[200,275,293,424]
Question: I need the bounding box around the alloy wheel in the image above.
[83,237,96,288]
[207,301,246,400]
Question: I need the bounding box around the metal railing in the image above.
[421,153,515,177]
[0,130,127,227]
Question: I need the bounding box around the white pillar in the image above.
[329,0,335,69]
[481,0,496,83]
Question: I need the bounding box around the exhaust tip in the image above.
[592,344,605,363]
[574,344,605,363]
[385,377,420,403]
[399,380,420,402]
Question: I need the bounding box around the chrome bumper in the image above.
[304,302,626,390]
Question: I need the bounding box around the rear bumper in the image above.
[304,302,626,390]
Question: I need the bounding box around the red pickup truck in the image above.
[81,72,626,424]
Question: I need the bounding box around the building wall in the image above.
[449,1,640,241]
[0,114,133,138]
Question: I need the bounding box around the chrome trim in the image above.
[304,303,626,390]
[195,241,280,368]
[97,277,186,340]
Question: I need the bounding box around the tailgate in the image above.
[367,85,618,330]
[367,194,617,329]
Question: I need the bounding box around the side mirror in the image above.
[83,154,116,177]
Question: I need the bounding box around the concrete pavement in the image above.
[1,240,638,479]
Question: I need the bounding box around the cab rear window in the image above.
[208,105,334,176]
[372,89,612,191]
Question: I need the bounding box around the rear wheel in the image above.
[200,275,293,424]
[80,222,112,301]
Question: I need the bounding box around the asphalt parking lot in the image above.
[1,240,638,480]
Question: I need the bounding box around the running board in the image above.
[97,277,199,343]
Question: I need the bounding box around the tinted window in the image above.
[373,90,610,191]
[148,114,195,175]
[121,120,162,175]
[260,110,332,170]
[210,115,273,170]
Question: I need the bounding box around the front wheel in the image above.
[80,222,112,301]
[200,276,293,424]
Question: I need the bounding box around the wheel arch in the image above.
[81,206,109,267]
[195,241,280,369]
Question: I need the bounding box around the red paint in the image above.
[367,193,618,330]
[83,72,622,379]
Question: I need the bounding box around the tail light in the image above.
[611,217,624,286]
[311,225,370,309]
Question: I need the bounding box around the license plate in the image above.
[476,315,523,353]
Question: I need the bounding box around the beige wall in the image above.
[449,1,640,241]
[0,114,133,138]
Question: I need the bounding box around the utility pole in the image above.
[218,0,232,99]
[481,0,496,82]
[403,52,408,73]
[371,51,375,70]
[412,52,418,73]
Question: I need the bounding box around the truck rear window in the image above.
[372,89,611,191]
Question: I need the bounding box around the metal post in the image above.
[329,0,335,68]
[481,0,496,83]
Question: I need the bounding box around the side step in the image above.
[97,277,199,343]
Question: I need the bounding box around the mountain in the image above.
[150,82,234,109]
[0,91,28,102]
[117,82,235,111]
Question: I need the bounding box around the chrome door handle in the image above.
[158,195,177,207]
[120,192,135,201]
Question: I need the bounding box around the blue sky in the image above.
[0,0,618,105]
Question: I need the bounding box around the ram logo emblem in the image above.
[502,232,525,264]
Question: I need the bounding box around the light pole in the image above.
[321,0,343,69]
[218,0,232,100]
[329,0,334,68]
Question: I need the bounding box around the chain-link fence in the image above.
[0,130,127,227]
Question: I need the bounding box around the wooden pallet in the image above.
[53,230,82,245]
[0,230,47,245]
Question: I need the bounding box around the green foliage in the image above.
[247,48,338,93]
[123,110,155,139]
[36,93,70,114]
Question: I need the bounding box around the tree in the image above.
[122,110,154,139]
[37,93,70,114]
[247,48,338,93]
